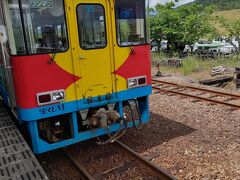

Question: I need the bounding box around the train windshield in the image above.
[115,0,149,46]
[3,0,68,55]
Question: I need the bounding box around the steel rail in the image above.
[114,140,177,180]
[62,149,95,180]
[152,79,240,99]
[152,85,240,109]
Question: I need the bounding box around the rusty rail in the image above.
[114,140,177,180]
[152,79,240,109]
[62,149,95,180]
[63,141,176,180]
[152,79,240,99]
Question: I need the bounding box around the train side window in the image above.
[77,4,107,50]
[2,0,26,55]
[115,0,147,46]
[3,0,68,55]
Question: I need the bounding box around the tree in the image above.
[150,2,216,53]
[218,17,240,53]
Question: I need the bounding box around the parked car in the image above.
[219,44,236,55]
[183,45,192,53]
[193,40,223,55]
[150,41,158,50]
[150,40,169,52]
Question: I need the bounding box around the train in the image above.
[0,0,151,154]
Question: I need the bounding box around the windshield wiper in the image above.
[120,34,135,54]
[48,42,62,64]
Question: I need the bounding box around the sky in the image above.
[149,0,195,7]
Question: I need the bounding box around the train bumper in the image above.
[19,86,151,154]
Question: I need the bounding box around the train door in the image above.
[73,0,116,102]
[0,1,16,111]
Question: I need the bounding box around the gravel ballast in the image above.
[38,76,240,179]
[146,92,240,179]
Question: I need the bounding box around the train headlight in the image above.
[37,90,65,106]
[52,91,65,101]
[128,79,138,88]
[127,76,147,88]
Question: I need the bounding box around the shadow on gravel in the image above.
[119,112,196,153]
[37,150,83,180]
[37,112,196,179]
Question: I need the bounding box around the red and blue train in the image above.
[0,0,151,153]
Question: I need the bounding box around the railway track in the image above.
[152,79,240,109]
[62,140,176,180]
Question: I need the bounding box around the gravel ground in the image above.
[38,150,82,179]
[146,91,240,179]
[66,137,160,179]
[38,74,240,179]
[38,140,156,179]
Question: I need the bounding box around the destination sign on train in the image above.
[30,0,53,8]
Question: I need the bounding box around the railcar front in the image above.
[0,0,151,153]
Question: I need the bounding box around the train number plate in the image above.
[30,0,53,8]
[39,104,65,115]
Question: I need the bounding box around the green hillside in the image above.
[187,0,240,11]
[214,9,240,35]
[215,9,240,21]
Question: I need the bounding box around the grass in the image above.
[152,52,240,81]
[215,9,240,22]
[213,9,240,35]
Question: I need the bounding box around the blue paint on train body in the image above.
[21,86,151,153]
[0,85,151,153]
[17,86,152,121]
